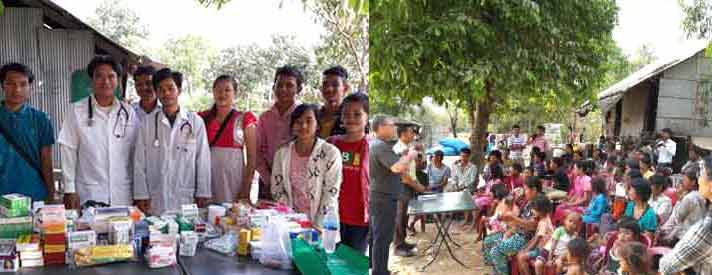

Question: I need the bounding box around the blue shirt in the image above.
[624,201,658,233]
[0,103,55,201]
[583,193,609,224]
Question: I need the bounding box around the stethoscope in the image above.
[152,111,194,147]
[87,96,130,138]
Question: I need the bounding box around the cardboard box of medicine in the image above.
[19,258,42,268]
[15,234,40,252]
[0,194,30,211]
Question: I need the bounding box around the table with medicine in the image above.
[0,193,366,275]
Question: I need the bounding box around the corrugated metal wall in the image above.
[0,8,42,70]
[0,8,93,168]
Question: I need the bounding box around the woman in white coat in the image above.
[271,104,342,228]
[59,55,140,209]
[133,68,211,215]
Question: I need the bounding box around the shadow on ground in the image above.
[389,223,495,275]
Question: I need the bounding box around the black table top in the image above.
[14,249,300,275]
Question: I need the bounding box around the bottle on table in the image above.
[322,208,339,254]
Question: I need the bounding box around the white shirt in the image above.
[131,101,161,122]
[507,134,526,159]
[58,95,140,206]
[133,109,211,215]
[452,161,477,192]
[649,194,673,224]
[393,140,416,180]
[657,138,677,164]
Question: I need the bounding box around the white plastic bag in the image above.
[203,231,238,256]
[258,217,292,270]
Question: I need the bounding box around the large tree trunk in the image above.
[469,80,494,169]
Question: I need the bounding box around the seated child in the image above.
[473,165,505,210]
[617,242,653,275]
[535,212,582,275]
[611,168,629,221]
[516,195,554,275]
[504,163,525,192]
[554,160,593,224]
[478,185,520,241]
[605,217,644,273]
[582,177,610,225]
[471,165,505,232]
[560,238,590,275]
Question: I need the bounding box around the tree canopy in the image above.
[370,0,618,164]
[87,0,149,53]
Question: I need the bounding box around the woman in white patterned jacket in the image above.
[270,103,342,229]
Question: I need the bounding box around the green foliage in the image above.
[630,44,657,70]
[157,35,216,94]
[204,35,322,112]
[196,0,368,15]
[680,0,712,40]
[371,0,618,109]
[680,0,712,82]
[196,0,230,9]
[87,0,149,53]
[308,0,369,92]
[194,0,369,92]
[371,0,618,165]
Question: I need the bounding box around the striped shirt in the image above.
[659,214,712,275]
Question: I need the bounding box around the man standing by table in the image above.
[393,122,420,257]
[317,65,349,139]
[0,63,56,202]
[256,66,303,200]
[369,115,425,275]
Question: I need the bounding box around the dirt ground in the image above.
[389,223,494,275]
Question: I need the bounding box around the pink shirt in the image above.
[289,147,311,214]
[532,136,549,151]
[570,175,592,198]
[256,102,299,184]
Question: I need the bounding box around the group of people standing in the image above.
[0,56,378,264]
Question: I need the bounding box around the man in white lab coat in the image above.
[59,55,140,209]
[133,68,211,215]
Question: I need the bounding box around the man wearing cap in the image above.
[657,128,677,169]
[369,115,425,275]
[392,122,420,257]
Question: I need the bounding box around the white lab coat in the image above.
[133,108,211,215]
[58,95,140,206]
[131,101,161,122]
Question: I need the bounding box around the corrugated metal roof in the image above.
[596,45,706,112]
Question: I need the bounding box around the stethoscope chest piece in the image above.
[153,139,160,147]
